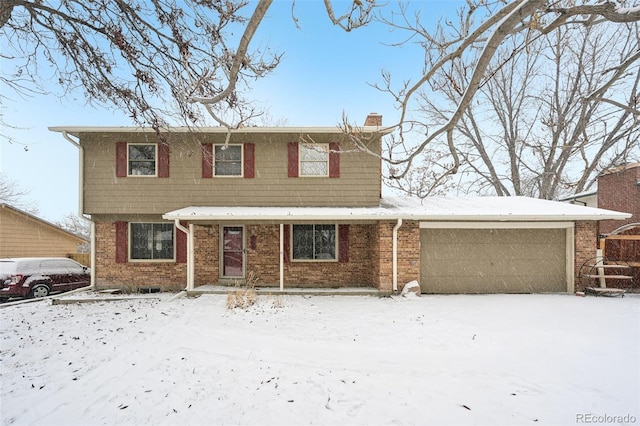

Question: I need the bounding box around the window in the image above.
[292,224,336,260]
[128,144,157,176]
[130,223,174,260]
[299,144,329,176]
[215,144,242,176]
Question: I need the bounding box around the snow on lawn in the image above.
[1,293,638,426]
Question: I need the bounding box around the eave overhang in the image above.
[162,197,632,223]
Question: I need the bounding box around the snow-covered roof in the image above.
[49,125,394,137]
[558,190,598,202]
[162,196,631,222]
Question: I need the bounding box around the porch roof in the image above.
[162,196,631,222]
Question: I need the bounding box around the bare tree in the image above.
[399,22,640,199]
[56,213,90,240]
[1,0,378,132]
[0,172,38,213]
[343,0,640,196]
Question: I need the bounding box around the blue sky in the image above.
[1,1,460,223]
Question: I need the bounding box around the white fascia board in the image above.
[420,222,574,229]
[48,125,394,137]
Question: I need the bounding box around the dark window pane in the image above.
[128,144,156,175]
[292,225,314,259]
[130,223,174,260]
[314,225,336,259]
[215,145,242,176]
[292,224,336,260]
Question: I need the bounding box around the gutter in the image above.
[392,218,402,292]
[60,131,95,290]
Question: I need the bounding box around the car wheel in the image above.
[30,284,50,298]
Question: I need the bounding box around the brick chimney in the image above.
[364,112,382,127]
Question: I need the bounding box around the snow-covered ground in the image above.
[1,292,638,425]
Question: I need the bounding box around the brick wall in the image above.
[94,221,187,292]
[274,224,377,288]
[397,221,420,290]
[373,221,394,292]
[574,221,598,292]
[598,164,640,234]
[95,220,415,291]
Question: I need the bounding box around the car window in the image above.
[39,260,73,274]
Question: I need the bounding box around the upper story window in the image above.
[214,144,243,177]
[128,143,157,176]
[292,224,336,261]
[116,141,169,178]
[300,143,329,176]
[129,222,174,261]
[288,142,339,178]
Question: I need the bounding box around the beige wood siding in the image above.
[420,228,566,293]
[0,206,86,258]
[81,132,382,215]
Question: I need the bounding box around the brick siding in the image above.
[574,220,599,292]
[598,165,640,234]
[94,221,187,292]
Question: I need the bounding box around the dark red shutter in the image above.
[202,143,213,178]
[115,221,128,263]
[329,143,340,178]
[244,143,255,178]
[176,221,187,263]
[116,142,128,177]
[338,224,349,263]
[283,224,291,264]
[158,143,170,177]
[288,142,299,177]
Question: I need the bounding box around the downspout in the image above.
[392,218,403,292]
[279,223,284,291]
[174,220,194,291]
[61,131,95,289]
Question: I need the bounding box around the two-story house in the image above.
[50,114,630,295]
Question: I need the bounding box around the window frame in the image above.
[291,223,338,262]
[299,143,329,177]
[128,222,176,262]
[127,143,158,177]
[213,144,244,177]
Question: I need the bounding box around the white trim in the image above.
[419,221,574,229]
[213,144,244,178]
[566,226,575,293]
[163,197,630,222]
[290,223,338,262]
[279,223,284,291]
[127,142,158,177]
[128,222,177,262]
[299,143,329,177]
[49,125,394,136]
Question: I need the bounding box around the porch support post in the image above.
[188,223,195,291]
[392,218,403,292]
[279,223,284,291]
[175,220,194,291]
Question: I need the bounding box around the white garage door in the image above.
[420,226,568,294]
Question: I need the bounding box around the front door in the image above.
[221,226,245,278]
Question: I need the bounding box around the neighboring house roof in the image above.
[163,196,630,222]
[0,203,88,243]
[558,190,598,202]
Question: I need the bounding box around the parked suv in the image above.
[0,257,90,300]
